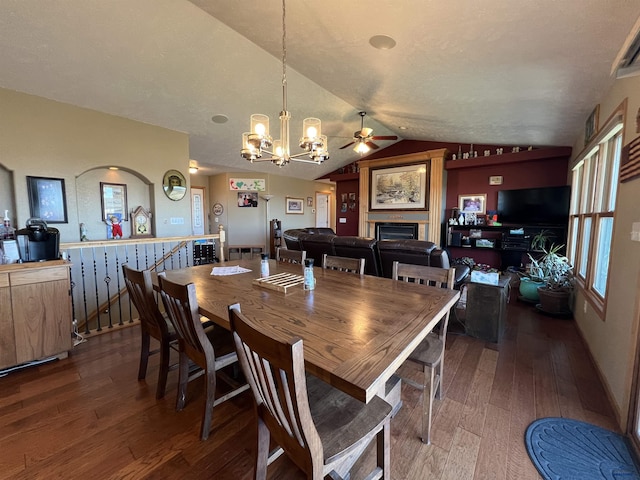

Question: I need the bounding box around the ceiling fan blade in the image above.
[339,141,356,150]
[371,135,398,141]
[366,141,380,150]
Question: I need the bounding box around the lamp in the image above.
[260,194,275,256]
[240,0,329,167]
[188,160,199,174]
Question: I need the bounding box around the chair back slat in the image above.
[392,261,455,340]
[276,248,307,264]
[123,265,169,338]
[158,274,212,362]
[229,307,322,471]
[322,254,365,275]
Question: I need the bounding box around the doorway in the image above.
[315,192,330,229]
[191,187,205,235]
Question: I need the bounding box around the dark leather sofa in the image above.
[282,228,469,283]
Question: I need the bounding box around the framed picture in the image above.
[458,193,487,215]
[307,196,313,207]
[26,176,68,223]
[286,197,304,214]
[237,192,258,207]
[100,182,128,221]
[585,104,599,145]
[370,163,428,210]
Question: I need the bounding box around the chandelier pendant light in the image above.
[240,0,329,167]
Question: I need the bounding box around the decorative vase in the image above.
[519,277,544,302]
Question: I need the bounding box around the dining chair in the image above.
[276,247,306,264]
[228,304,392,480]
[392,261,455,444]
[158,273,249,440]
[122,264,178,400]
[321,253,365,275]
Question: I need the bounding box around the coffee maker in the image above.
[15,218,60,262]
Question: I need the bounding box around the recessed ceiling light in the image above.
[398,126,408,130]
[211,114,229,124]
[109,167,119,170]
[369,35,396,50]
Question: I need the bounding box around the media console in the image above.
[446,224,567,270]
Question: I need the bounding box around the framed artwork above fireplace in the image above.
[370,163,429,211]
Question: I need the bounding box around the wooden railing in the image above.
[60,228,225,335]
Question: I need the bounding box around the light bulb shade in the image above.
[354,140,370,154]
[300,117,323,151]
[311,135,329,163]
[241,132,260,160]
[189,160,199,174]
[189,166,198,174]
[273,139,283,158]
[303,117,321,139]
[251,114,269,137]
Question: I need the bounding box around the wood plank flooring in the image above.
[0,302,618,479]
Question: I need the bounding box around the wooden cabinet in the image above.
[0,261,72,370]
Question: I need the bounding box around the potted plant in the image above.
[530,229,553,252]
[528,244,574,314]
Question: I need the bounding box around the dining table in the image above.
[156,257,460,404]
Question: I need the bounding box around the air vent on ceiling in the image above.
[613,17,640,79]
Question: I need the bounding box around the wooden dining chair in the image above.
[228,304,392,480]
[158,273,249,440]
[276,247,306,264]
[392,261,455,445]
[123,264,178,400]
[321,254,365,275]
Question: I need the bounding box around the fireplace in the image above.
[375,222,418,240]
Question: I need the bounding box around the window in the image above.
[569,107,624,317]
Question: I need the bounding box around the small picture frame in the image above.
[307,196,313,207]
[237,192,258,207]
[286,197,304,214]
[489,175,503,185]
[585,104,599,145]
[26,176,68,223]
[458,193,487,215]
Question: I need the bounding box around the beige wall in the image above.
[0,88,192,241]
[208,172,333,258]
[569,75,640,428]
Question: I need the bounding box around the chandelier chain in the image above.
[281,0,287,111]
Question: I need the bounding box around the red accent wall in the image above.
[335,178,359,236]
[445,157,570,216]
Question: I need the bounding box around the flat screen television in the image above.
[497,186,570,225]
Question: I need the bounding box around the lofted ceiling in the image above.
[0,0,639,180]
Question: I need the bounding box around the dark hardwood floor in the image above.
[0,301,617,479]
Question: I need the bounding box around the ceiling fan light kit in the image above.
[240,0,329,167]
[340,111,398,154]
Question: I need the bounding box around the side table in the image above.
[464,276,510,343]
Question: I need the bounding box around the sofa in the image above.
[282,228,469,283]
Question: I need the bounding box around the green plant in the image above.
[527,244,573,290]
[530,229,553,251]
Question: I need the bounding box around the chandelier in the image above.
[240,0,329,167]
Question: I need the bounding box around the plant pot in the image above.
[537,286,571,315]
[519,277,544,302]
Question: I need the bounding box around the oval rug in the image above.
[525,417,640,480]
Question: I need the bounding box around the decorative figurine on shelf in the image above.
[107,215,123,239]
[496,148,504,155]
[484,150,491,156]
[80,223,89,241]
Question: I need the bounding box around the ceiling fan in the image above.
[339,111,398,153]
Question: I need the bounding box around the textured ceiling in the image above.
[0,0,639,180]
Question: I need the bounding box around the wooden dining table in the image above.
[157,258,460,404]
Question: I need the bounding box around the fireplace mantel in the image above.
[358,149,447,244]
